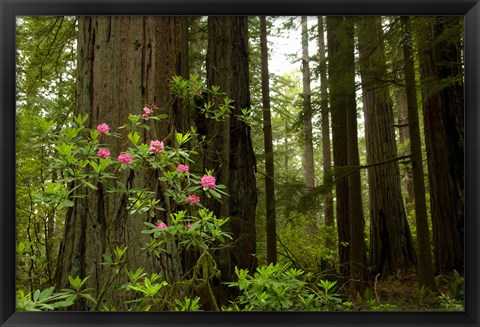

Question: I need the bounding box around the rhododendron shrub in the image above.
[33,100,230,311]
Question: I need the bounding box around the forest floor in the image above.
[364,272,464,311]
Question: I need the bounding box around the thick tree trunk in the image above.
[418,17,464,274]
[357,17,416,277]
[206,16,257,303]
[260,16,277,264]
[55,16,189,310]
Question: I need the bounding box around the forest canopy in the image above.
[15,15,464,312]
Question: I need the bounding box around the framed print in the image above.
[1,0,478,326]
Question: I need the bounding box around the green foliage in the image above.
[225,263,344,311]
[16,287,74,311]
[174,296,202,311]
[436,294,463,311]
[277,212,333,270]
[17,275,95,311]
[364,300,398,311]
[446,270,464,300]
[415,285,436,304]
[17,76,235,312]
[122,273,169,311]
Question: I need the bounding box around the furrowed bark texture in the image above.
[326,16,350,280]
[56,16,189,309]
[206,16,258,303]
[418,17,464,274]
[357,17,416,277]
[401,16,437,291]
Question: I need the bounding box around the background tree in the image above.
[300,17,316,192]
[344,17,368,294]
[260,16,278,264]
[326,16,351,281]
[16,16,77,293]
[357,16,416,277]
[317,16,335,262]
[401,16,437,291]
[417,16,464,274]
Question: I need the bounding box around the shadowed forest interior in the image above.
[15,15,464,311]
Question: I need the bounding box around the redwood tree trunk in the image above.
[205,16,257,303]
[357,16,416,277]
[318,16,335,256]
[326,16,350,280]
[260,16,277,264]
[301,16,316,190]
[401,16,437,291]
[55,16,189,310]
[344,17,368,294]
[418,17,464,274]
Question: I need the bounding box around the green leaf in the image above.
[128,132,140,146]
[89,161,100,174]
[33,290,41,302]
[49,300,75,308]
[208,189,222,199]
[39,287,54,301]
[80,293,97,304]
[83,181,98,190]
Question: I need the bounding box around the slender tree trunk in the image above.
[417,17,464,274]
[344,17,368,294]
[357,16,416,277]
[55,16,189,309]
[326,16,350,280]
[395,77,415,215]
[301,17,316,191]
[402,16,437,291]
[260,16,277,264]
[317,16,335,257]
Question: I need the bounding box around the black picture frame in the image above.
[1,0,478,326]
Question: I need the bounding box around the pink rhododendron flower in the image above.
[187,223,192,228]
[177,164,189,173]
[142,107,154,119]
[97,148,111,159]
[117,153,133,164]
[155,221,168,229]
[97,123,110,134]
[149,140,164,154]
[187,194,200,204]
[201,175,216,189]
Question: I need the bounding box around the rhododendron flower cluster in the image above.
[117,153,133,164]
[149,140,164,154]
[155,221,168,229]
[187,194,200,204]
[177,164,189,173]
[97,123,110,134]
[142,107,154,119]
[97,148,111,159]
[201,175,216,189]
